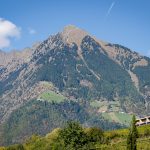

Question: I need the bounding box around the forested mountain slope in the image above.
[0,25,150,145]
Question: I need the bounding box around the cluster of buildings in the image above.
[136,116,150,126]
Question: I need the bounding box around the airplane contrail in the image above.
[106,1,115,17]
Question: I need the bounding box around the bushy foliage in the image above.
[58,121,88,149]
[143,128,150,137]
[1,123,150,150]
[85,127,104,143]
[6,144,24,150]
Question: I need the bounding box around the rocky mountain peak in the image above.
[61,25,88,46]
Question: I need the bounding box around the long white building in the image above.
[136,116,150,126]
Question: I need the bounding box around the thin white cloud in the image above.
[106,1,116,17]
[28,28,37,35]
[0,18,21,49]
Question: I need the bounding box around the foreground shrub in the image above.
[85,127,104,143]
[144,128,150,137]
[59,121,88,149]
[6,144,24,150]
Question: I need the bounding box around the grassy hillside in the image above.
[38,91,65,103]
[90,100,133,126]
[102,125,150,150]
[102,112,132,126]
[1,124,150,150]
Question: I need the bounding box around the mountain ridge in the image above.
[0,25,150,145]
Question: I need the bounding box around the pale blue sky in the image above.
[0,0,150,56]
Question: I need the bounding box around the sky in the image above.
[0,0,150,56]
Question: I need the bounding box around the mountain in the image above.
[0,25,150,145]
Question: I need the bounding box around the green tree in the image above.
[85,127,104,143]
[59,121,88,149]
[127,115,138,150]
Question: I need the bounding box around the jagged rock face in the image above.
[0,25,150,135]
[0,49,31,67]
